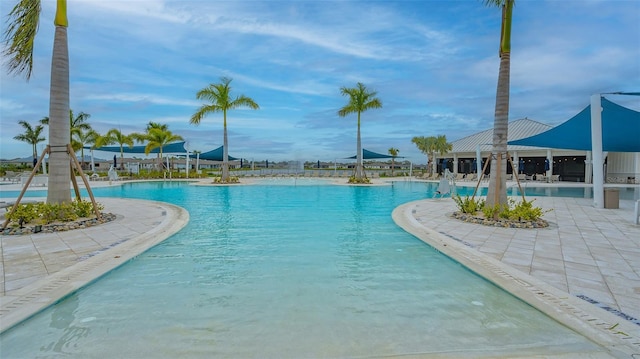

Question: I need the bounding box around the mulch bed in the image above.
[451,211,549,229]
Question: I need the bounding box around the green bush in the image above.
[500,198,547,221]
[453,195,547,222]
[5,200,103,227]
[348,176,371,184]
[213,176,239,184]
[452,195,484,214]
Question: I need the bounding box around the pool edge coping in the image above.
[392,200,639,359]
[0,199,189,334]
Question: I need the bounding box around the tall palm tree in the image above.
[412,136,435,175]
[13,120,45,163]
[190,77,259,182]
[338,82,382,180]
[485,0,515,208]
[145,121,168,132]
[74,129,99,169]
[412,135,451,175]
[3,0,72,204]
[139,127,184,170]
[434,135,453,173]
[102,129,134,170]
[388,147,399,176]
[41,110,92,152]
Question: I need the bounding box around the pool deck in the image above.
[1,178,639,357]
[393,182,640,358]
[0,180,189,332]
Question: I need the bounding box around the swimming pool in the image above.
[0,181,603,357]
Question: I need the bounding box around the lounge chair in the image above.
[3,171,17,182]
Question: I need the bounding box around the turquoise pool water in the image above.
[0,181,601,357]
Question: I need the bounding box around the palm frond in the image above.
[2,0,41,80]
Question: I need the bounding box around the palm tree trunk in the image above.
[356,112,362,179]
[486,51,510,207]
[222,111,229,181]
[47,25,71,204]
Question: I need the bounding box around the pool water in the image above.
[0,181,602,357]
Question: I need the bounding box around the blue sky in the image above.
[1,0,638,164]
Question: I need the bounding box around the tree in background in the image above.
[484,0,515,208]
[338,82,382,182]
[41,110,92,152]
[190,77,259,183]
[412,135,451,175]
[388,147,399,176]
[14,120,45,165]
[101,129,134,170]
[74,129,100,169]
[134,125,184,170]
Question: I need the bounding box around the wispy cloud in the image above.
[1,1,637,162]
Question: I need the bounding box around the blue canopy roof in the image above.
[346,149,401,159]
[189,146,238,161]
[90,141,187,154]
[508,98,640,152]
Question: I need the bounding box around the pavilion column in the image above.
[633,152,640,183]
[476,144,482,176]
[590,94,604,209]
[453,154,458,175]
[513,151,518,174]
[584,151,593,184]
[546,149,553,177]
[186,150,190,178]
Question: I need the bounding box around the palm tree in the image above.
[3,0,72,204]
[139,127,184,170]
[74,129,99,169]
[42,110,92,152]
[13,120,45,164]
[485,0,515,208]
[412,135,451,175]
[412,136,435,175]
[388,147,399,176]
[145,121,168,132]
[434,135,453,173]
[190,77,259,182]
[338,82,382,181]
[102,129,134,170]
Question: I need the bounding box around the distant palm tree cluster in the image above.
[15,112,183,171]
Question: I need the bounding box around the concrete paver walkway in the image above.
[0,196,189,332]
[393,195,640,357]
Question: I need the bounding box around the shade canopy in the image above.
[190,146,238,161]
[508,98,640,152]
[90,141,187,154]
[346,149,401,159]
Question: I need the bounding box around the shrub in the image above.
[213,176,239,184]
[348,176,371,184]
[453,195,484,214]
[453,195,547,222]
[5,200,103,227]
[501,198,548,221]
